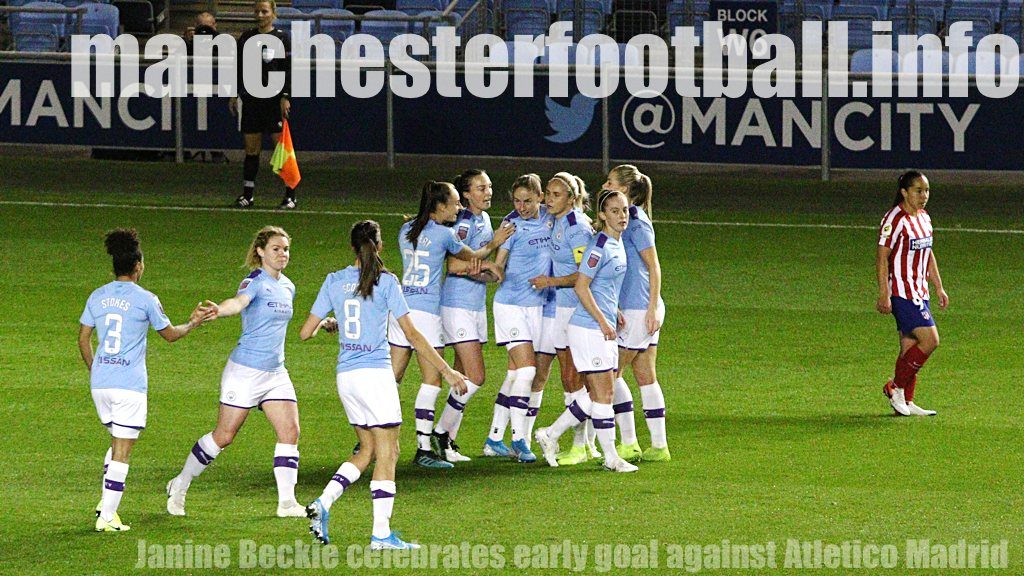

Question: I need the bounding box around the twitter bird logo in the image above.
[544,94,598,144]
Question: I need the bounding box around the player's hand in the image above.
[483,262,504,284]
[644,307,661,335]
[876,295,892,315]
[600,319,617,341]
[529,275,550,290]
[937,289,949,310]
[320,317,338,334]
[617,310,626,331]
[199,300,219,322]
[280,97,290,119]
[443,369,469,394]
[492,221,515,246]
[228,97,238,117]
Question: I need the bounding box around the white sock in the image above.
[436,380,481,440]
[488,370,515,442]
[590,402,620,461]
[273,443,299,504]
[101,447,112,491]
[320,461,360,509]
[100,461,129,522]
[571,389,589,447]
[509,366,535,442]
[414,384,440,451]
[613,377,638,445]
[370,480,396,539]
[525,390,544,447]
[178,432,222,489]
[548,393,591,440]
[640,381,668,449]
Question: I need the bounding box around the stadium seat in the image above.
[850,47,899,73]
[407,9,459,37]
[952,48,1010,75]
[899,46,949,74]
[293,0,342,13]
[452,0,492,35]
[1003,1,1023,43]
[81,2,119,36]
[502,0,550,39]
[665,0,705,37]
[831,3,886,50]
[608,0,663,42]
[395,0,443,15]
[10,2,68,44]
[945,2,1000,45]
[504,38,545,63]
[274,6,312,35]
[14,23,61,51]
[312,7,355,40]
[361,9,410,45]
[556,0,605,36]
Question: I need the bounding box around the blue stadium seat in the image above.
[899,46,949,74]
[14,24,61,51]
[361,9,410,45]
[395,0,443,15]
[946,2,1001,45]
[10,2,68,44]
[556,0,604,35]
[850,47,899,73]
[953,49,1009,75]
[502,0,550,39]
[1003,1,1023,42]
[504,38,545,63]
[293,0,342,13]
[274,6,312,36]
[453,0,492,35]
[407,9,459,37]
[312,7,354,40]
[81,2,118,34]
[831,4,885,50]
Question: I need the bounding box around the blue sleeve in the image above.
[147,294,172,331]
[386,275,410,319]
[631,220,656,252]
[79,299,95,327]
[447,227,468,255]
[578,244,604,280]
[501,223,516,252]
[237,273,261,303]
[310,276,334,319]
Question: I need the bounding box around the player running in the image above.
[166,226,306,518]
[535,190,638,472]
[79,228,211,532]
[391,181,509,468]
[302,220,468,550]
[877,170,947,416]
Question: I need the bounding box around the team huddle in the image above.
[78,166,945,549]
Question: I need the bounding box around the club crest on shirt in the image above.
[910,236,933,251]
[587,251,601,268]
[510,328,520,338]
[456,328,467,339]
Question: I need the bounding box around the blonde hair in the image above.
[610,164,653,217]
[549,172,590,212]
[245,225,290,269]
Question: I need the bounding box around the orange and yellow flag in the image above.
[271,120,301,189]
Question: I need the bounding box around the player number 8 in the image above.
[343,299,361,339]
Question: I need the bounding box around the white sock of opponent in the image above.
[509,366,535,443]
[414,384,440,451]
[590,403,620,462]
[177,432,222,489]
[319,461,360,509]
[613,377,638,446]
[273,443,300,504]
[488,371,515,442]
[436,380,481,440]
[100,461,129,522]
[640,381,668,448]
[370,480,396,539]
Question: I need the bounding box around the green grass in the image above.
[1,156,1022,574]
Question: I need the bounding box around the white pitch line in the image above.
[1,200,1022,235]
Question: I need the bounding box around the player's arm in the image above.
[157,302,212,343]
[875,245,892,314]
[210,293,251,318]
[639,246,663,334]
[299,314,338,341]
[927,251,949,310]
[467,221,515,260]
[574,274,615,340]
[397,315,468,394]
[78,324,94,370]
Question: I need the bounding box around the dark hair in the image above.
[893,170,926,207]
[510,173,543,200]
[406,181,456,249]
[594,189,628,232]
[453,169,487,207]
[351,220,389,299]
[105,228,143,277]
[610,164,653,217]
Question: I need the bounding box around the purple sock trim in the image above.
[414,408,435,421]
[526,407,539,417]
[104,479,125,492]
[273,456,299,469]
[496,393,509,408]
[568,401,589,422]
[592,417,615,430]
[643,408,666,419]
[447,395,466,411]
[191,442,216,466]
[331,474,352,489]
[613,401,634,414]
[509,396,530,410]
[371,489,395,500]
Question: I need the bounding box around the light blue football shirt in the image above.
[397,219,467,314]
[570,232,627,330]
[229,269,295,372]
[494,209,553,307]
[80,281,171,393]
[550,208,595,308]
[311,266,410,373]
[619,205,659,311]
[440,209,494,312]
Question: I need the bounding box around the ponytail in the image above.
[407,181,455,249]
[351,220,389,299]
[610,164,653,217]
[893,170,925,207]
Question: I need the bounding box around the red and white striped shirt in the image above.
[878,204,933,302]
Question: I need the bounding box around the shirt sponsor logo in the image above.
[910,236,933,251]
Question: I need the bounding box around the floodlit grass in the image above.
[1,156,1022,574]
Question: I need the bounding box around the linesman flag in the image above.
[271,120,301,189]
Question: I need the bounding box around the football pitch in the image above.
[1,154,1022,575]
